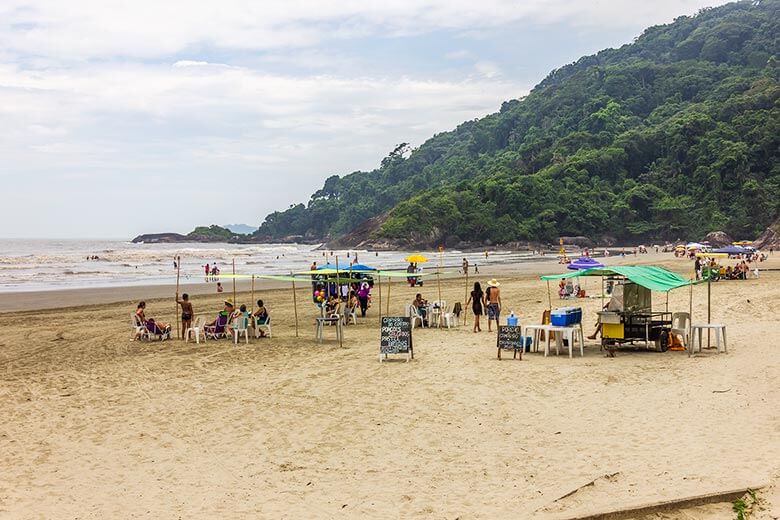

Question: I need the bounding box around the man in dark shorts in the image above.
[486,279,502,332]
[176,293,194,340]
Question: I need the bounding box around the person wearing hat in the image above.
[206,299,234,329]
[485,279,502,332]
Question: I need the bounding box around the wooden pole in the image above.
[465,267,469,309]
[232,258,236,306]
[665,291,669,313]
[175,255,181,339]
[251,275,255,314]
[436,250,442,315]
[386,275,391,315]
[689,279,693,355]
[335,255,342,348]
[377,273,382,323]
[291,273,299,338]
[546,280,552,310]
[707,275,711,349]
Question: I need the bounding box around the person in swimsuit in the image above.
[466,282,485,333]
[486,279,502,332]
[176,293,193,340]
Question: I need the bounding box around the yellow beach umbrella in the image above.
[405,254,429,263]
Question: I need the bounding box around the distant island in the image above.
[131,225,320,245]
[223,223,258,235]
[134,0,780,250]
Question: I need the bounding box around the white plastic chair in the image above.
[255,315,272,338]
[343,304,358,325]
[671,312,690,346]
[185,316,204,344]
[233,315,249,345]
[406,304,423,329]
[131,313,147,341]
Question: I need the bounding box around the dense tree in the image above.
[254,0,780,245]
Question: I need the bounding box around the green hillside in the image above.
[255,0,780,246]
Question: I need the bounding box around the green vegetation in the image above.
[188,225,239,241]
[256,0,780,245]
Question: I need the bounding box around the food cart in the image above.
[541,266,696,352]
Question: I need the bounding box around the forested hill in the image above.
[254,0,780,247]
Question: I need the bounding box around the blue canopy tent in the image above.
[317,262,376,271]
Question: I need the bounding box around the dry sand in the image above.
[1,253,778,519]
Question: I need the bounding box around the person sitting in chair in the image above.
[207,299,234,328]
[412,293,429,326]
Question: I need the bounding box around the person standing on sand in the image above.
[462,257,469,275]
[176,293,193,340]
[485,279,502,332]
[204,263,210,281]
[466,282,485,333]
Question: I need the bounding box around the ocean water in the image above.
[0,239,534,292]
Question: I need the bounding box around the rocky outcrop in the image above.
[131,233,188,243]
[754,219,780,249]
[703,231,733,247]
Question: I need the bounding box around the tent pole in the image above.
[291,274,299,338]
[336,255,342,348]
[386,275,391,315]
[707,275,711,349]
[665,291,669,313]
[232,258,236,306]
[377,273,382,323]
[689,279,693,355]
[465,267,469,312]
[175,255,181,339]
[251,275,255,314]
[546,280,552,310]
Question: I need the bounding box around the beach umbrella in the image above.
[567,257,605,270]
[405,254,429,263]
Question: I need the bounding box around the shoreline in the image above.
[0,252,690,313]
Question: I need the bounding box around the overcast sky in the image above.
[0,0,729,239]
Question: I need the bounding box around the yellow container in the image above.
[602,323,624,339]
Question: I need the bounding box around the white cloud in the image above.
[0,0,732,237]
[0,1,729,61]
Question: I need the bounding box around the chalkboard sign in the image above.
[380,316,413,362]
[497,325,523,360]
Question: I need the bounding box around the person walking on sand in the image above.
[466,282,485,333]
[204,263,210,281]
[176,293,193,340]
[485,279,502,332]
[462,257,469,275]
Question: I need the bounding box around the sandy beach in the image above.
[1,253,778,519]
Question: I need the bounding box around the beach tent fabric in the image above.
[567,257,605,270]
[712,246,746,255]
[317,263,376,271]
[541,266,693,292]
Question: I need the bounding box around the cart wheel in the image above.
[656,330,669,352]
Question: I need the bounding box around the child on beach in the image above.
[176,293,193,340]
[216,282,223,293]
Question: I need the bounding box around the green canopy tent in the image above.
[540,266,702,352]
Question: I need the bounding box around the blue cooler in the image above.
[551,307,578,326]
[507,313,518,326]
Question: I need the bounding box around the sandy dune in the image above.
[1,254,778,519]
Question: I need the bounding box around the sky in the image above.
[0,0,730,239]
